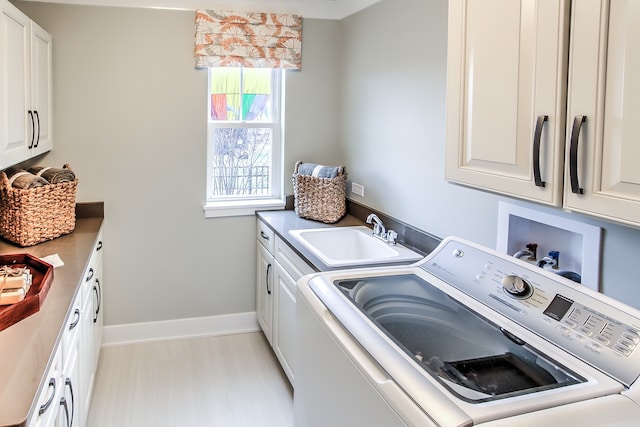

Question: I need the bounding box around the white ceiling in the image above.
[20,0,382,19]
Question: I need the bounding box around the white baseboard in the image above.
[101,311,260,346]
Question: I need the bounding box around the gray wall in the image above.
[15,1,342,325]
[340,0,640,308]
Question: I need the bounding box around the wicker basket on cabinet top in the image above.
[0,165,77,247]
[292,161,347,224]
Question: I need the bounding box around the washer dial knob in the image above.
[502,275,533,298]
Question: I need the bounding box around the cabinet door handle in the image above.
[260,231,270,241]
[532,115,548,187]
[69,308,81,330]
[569,115,586,194]
[34,110,41,148]
[59,396,70,427]
[266,263,272,295]
[65,378,75,427]
[39,377,56,415]
[96,240,103,251]
[85,268,94,283]
[93,279,101,323]
[28,110,35,149]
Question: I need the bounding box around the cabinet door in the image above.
[58,346,79,427]
[272,237,314,386]
[446,0,569,205]
[60,298,82,427]
[90,237,103,375]
[79,287,94,423]
[28,347,62,427]
[564,0,640,227]
[0,1,31,168]
[273,262,297,385]
[256,242,274,345]
[30,21,52,156]
[79,234,103,420]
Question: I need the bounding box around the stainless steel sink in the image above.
[288,226,423,267]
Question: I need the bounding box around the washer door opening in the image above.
[336,275,584,402]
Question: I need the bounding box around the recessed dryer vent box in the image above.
[496,202,602,292]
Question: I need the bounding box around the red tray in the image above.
[0,254,54,332]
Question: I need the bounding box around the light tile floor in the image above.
[86,332,293,427]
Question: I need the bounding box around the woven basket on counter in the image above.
[0,166,77,247]
[292,161,347,224]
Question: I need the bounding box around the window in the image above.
[204,68,285,217]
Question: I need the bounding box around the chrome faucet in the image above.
[366,214,397,245]
[366,213,386,236]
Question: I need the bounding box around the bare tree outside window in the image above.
[211,127,272,196]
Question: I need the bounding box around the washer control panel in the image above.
[420,237,640,387]
[543,294,640,357]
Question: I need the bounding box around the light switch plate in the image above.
[352,182,364,197]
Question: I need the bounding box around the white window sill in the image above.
[203,198,286,218]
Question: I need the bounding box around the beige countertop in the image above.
[0,209,103,427]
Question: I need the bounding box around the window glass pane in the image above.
[207,67,282,205]
[211,127,272,196]
[210,68,272,122]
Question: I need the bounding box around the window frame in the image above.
[203,68,286,218]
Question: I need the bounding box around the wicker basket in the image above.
[0,166,77,247]
[292,161,347,224]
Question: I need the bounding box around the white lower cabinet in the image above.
[79,233,103,425]
[59,356,79,427]
[28,231,104,427]
[256,218,314,386]
[273,237,314,385]
[256,221,275,345]
[57,293,82,427]
[29,347,62,427]
[273,265,296,382]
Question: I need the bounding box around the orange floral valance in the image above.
[194,10,302,70]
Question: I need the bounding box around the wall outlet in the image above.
[352,182,365,197]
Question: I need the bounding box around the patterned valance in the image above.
[194,10,302,70]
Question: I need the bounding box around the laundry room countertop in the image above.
[0,204,104,427]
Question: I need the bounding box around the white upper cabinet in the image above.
[29,21,52,157]
[563,0,640,227]
[0,0,52,169]
[1,1,31,168]
[447,0,640,228]
[446,0,570,206]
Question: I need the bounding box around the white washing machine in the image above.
[294,237,640,426]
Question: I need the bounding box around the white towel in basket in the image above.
[297,163,339,178]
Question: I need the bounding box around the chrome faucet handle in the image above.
[387,230,397,245]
